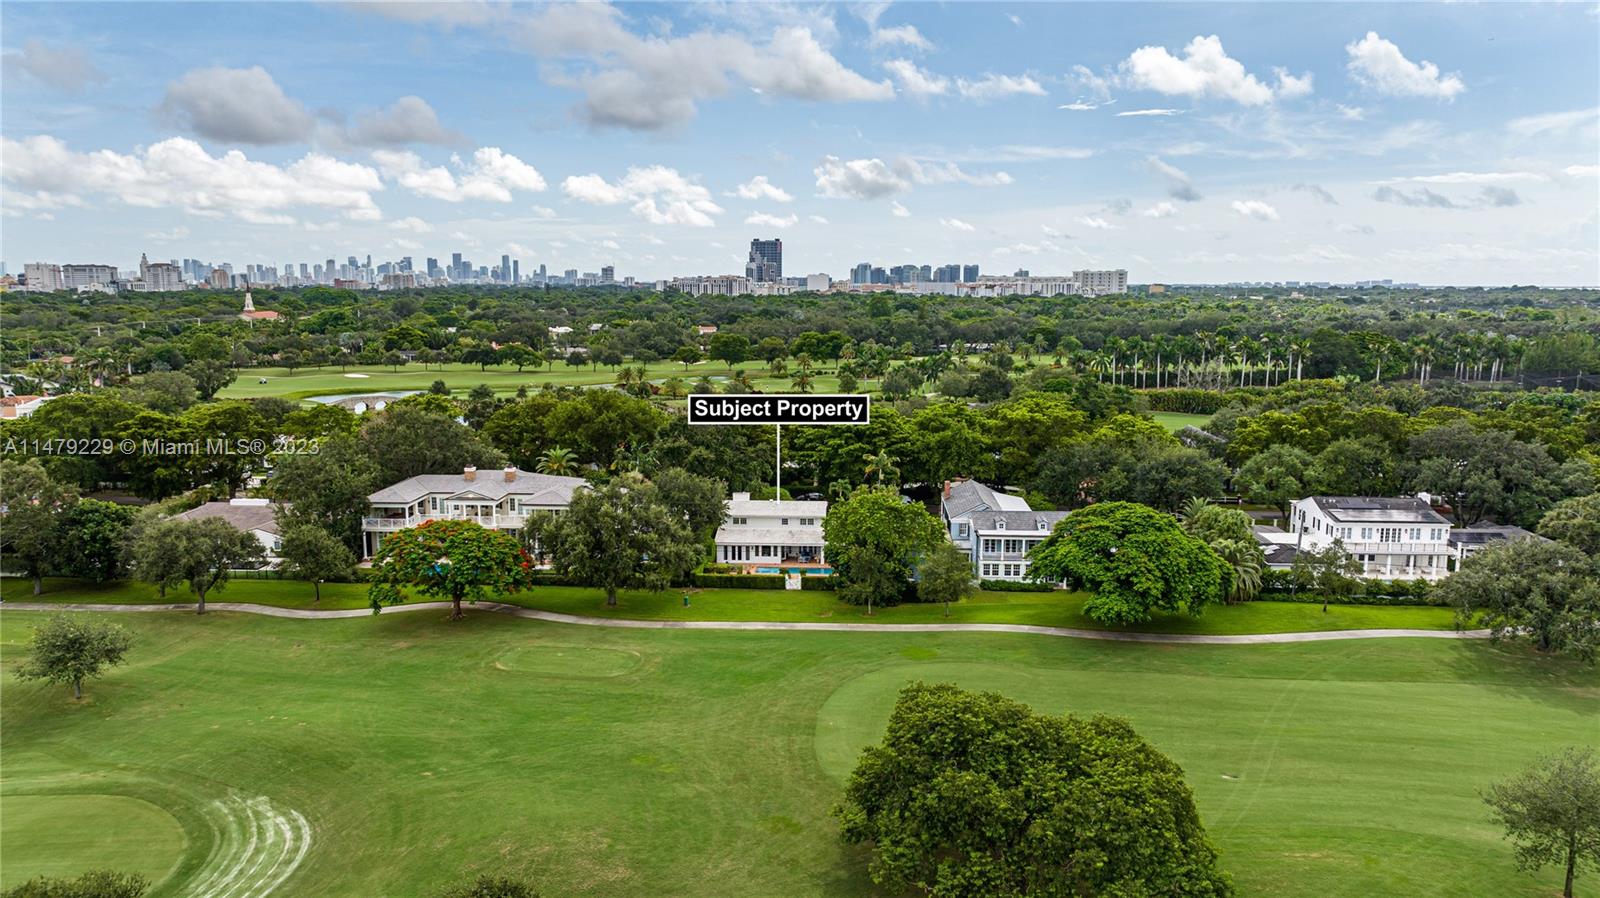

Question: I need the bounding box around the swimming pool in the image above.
[754,566,833,575]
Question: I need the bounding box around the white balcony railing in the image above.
[362,512,529,532]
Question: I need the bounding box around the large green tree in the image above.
[361,404,504,484]
[278,522,356,601]
[1539,494,1600,556]
[125,517,265,613]
[1483,747,1600,898]
[14,615,133,700]
[267,436,382,553]
[368,519,531,619]
[822,487,945,612]
[1028,502,1227,624]
[836,682,1234,898]
[915,540,978,615]
[1235,445,1315,519]
[1438,539,1600,660]
[0,459,79,595]
[1407,422,1592,527]
[647,467,728,540]
[61,499,138,583]
[525,481,699,607]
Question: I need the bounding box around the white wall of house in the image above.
[1289,497,1452,580]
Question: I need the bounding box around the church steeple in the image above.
[242,289,255,312]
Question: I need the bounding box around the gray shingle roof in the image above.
[369,469,586,506]
[1447,524,1547,546]
[942,479,1030,519]
[967,510,1067,533]
[174,501,283,534]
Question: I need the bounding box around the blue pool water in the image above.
[755,566,833,575]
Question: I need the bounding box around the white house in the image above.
[175,498,285,564]
[1447,524,1548,566]
[713,492,828,572]
[361,466,586,559]
[1287,496,1452,580]
[939,480,1066,582]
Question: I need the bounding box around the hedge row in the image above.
[978,579,1057,593]
[1257,570,1445,605]
[1138,389,1225,415]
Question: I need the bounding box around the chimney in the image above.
[943,480,952,500]
[504,466,517,482]
[463,466,477,482]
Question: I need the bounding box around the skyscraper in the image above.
[962,264,979,283]
[601,265,615,283]
[512,260,519,284]
[851,262,871,285]
[501,254,511,282]
[746,238,782,282]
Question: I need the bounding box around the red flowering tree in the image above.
[367,519,530,620]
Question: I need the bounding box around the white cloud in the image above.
[1059,101,1100,111]
[1231,199,1280,220]
[392,237,423,251]
[1116,108,1183,117]
[375,147,546,202]
[1,134,384,222]
[956,73,1046,101]
[814,155,911,198]
[1393,171,1545,185]
[344,96,461,146]
[1141,202,1176,218]
[159,65,316,144]
[1337,103,1365,121]
[1565,164,1600,177]
[391,216,433,233]
[562,165,724,226]
[1119,35,1310,106]
[732,175,794,202]
[868,24,932,50]
[531,205,558,219]
[808,214,830,224]
[1289,183,1338,204]
[1076,215,1119,230]
[1507,107,1599,139]
[890,200,911,217]
[517,5,891,130]
[1148,156,1201,202]
[2,39,106,92]
[883,59,949,98]
[939,217,976,232]
[1345,32,1464,100]
[745,211,799,227]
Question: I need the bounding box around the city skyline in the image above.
[2,2,1597,285]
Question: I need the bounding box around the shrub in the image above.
[691,573,787,589]
[979,579,1058,593]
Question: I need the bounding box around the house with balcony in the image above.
[361,466,586,559]
[939,479,1066,582]
[713,493,828,573]
[1286,496,1452,580]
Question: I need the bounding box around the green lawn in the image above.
[216,361,858,402]
[1,609,1593,897]
[4,578,1459,634]
[1152,410,1212,432]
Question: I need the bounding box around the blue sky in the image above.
[2,1,1597,284]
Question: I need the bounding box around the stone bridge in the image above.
[324,394,401,413]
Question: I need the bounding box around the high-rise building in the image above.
[746,238,782,282]
[300,263,310,279]
[601,265,615,283]
[1071,269,1129,296]
[962,264,979,283]
[425,258,438,277]
[61,264,117,288]
[851,262,872,285]
[451,253,463,280]
[1014,268,1030,278]
[501,254,511,282]
[23,262,63,290]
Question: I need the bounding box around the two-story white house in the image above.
[361,466,586,559]
[939,480,1066,582]
[1287,496,1452,580]
[175,498,286,565]
[713,493,829,573]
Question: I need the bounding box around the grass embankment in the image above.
[5,577,1457,634]
[2,609,1593,897]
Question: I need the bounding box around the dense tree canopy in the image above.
[822,487,946,610]
[837,682,1234,898]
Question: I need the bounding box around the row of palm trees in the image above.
[1068,330,1531,391]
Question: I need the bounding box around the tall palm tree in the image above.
[535,446,577,476]
[862,449,900,486]
[1212,538,1265,605]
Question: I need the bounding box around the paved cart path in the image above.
[0,601,1489,645]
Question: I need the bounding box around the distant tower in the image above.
[242,290,255,312]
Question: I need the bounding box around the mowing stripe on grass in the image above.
[185,794,311,898]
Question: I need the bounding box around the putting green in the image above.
[0,793,187,889]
